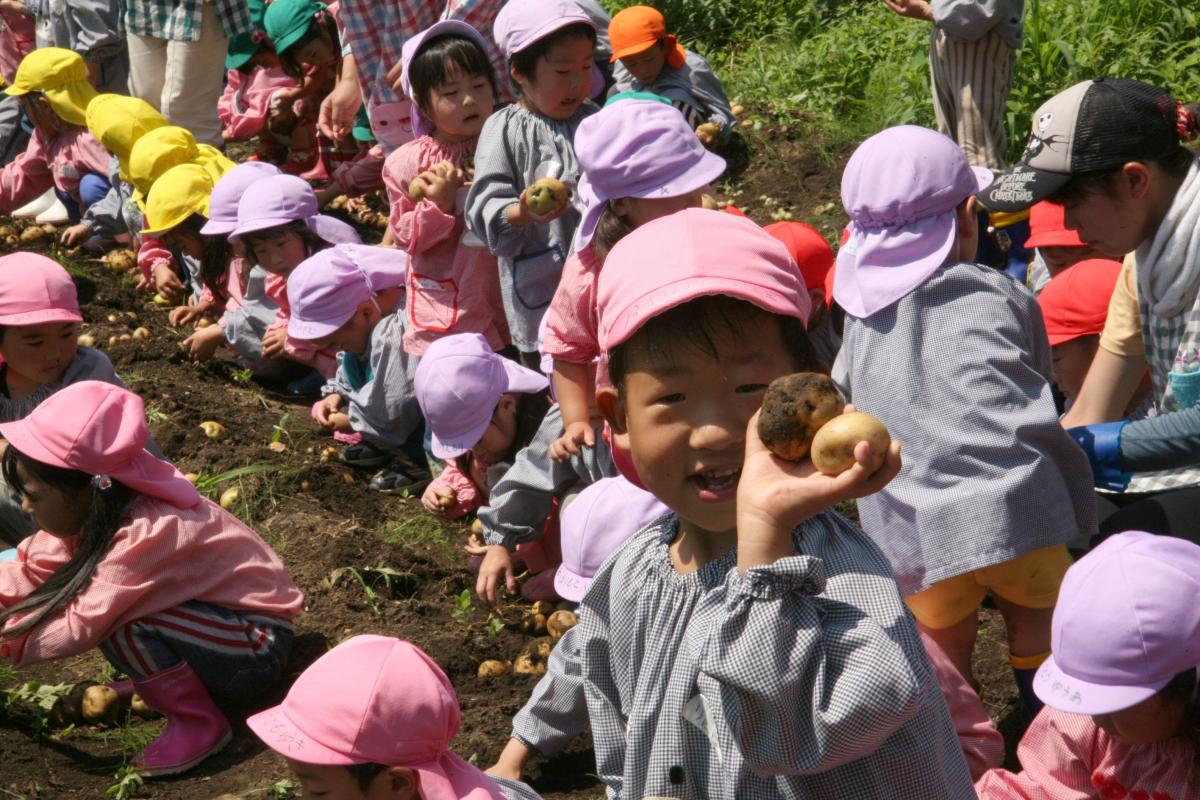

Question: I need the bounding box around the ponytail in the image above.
[0,446,134,640]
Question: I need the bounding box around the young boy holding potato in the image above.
[830,125,1096,714]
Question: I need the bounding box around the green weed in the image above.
[271,412,295,445]
[231,367,255,384]
[269,778,300,799]
[144,405,169,424]
[327,564,417,616]
[451,588,473,623]
[105,764,145,800]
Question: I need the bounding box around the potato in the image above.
[76,333,96,347]
[512,652,546,676]
[477,659,510,679]
[530,600,555,617]
[696,122,721,148]
[151,293,174,307]
[106,313,120,323]
[49,681,95,727]
[131,326,150,340]
[546,609,578,641]
[318,445,339,463]
[810,412,891,476]
[108,335,119,347]
[700,193,719,210]
[41,223,57,235]
[4,235,18,245]
[757,373,845,461]
[342,470,355,484]
[267,441,288,453]
[525,178,569,216]
[130,693,159,719]
[408,178,425,201]
[183,472,200,484]
[0,224,17,238]
[81,685,122,725]
[195,317,212,329]
[20,226,46,242]
[219,486,240,509]
[103,249,137,271]
[528,637,553,660]
[521,612,547,636]
[199,420,225,439]
[731,103,746,117]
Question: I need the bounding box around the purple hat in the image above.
[574,100,726,251]
[286,244,409,341]
[493,0,603,97]
[400,20,492,138]
[230,174,361,245]
[554,477,667,601]
[833,125,993,319]
[1035,531,1200,715]
[415,334,549,459]
[200,161,282,236]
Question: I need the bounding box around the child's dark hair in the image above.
[278,12,340,81]
[607,295,820,390]
[241,220,328,265]
[177,214,233,302]
[409,34,498,121]
[510,22,596,82]
[592,204,634,263]
[0,446,135,640]
[344,763,388,792]
[1155,667,1200,765]
[454,390,551,476]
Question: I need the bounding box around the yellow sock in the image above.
[1009,650,1050,670]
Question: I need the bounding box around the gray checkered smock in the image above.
[511,623,589,758]
[833,262,1096,596]
[566,511,975,799]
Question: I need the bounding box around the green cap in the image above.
[605,90,672,107]
[352,107,374,142]
[227,0,269,70]
[264,0,327,55]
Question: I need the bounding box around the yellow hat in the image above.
[128,126,235,204]
[140,163,214,237]
[5,48,98,127]
[85,94,169,184]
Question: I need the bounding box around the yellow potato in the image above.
[546,609,578,641]
[809,412,891,476]
[199,420,225,439]
[219,486,240,509]
[131,326,150,340]
[81,685,122,725]
[76,333,96,347]
[477,659,510,679]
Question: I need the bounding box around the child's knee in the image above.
[983,545,1073,610]
[905,573,987,630]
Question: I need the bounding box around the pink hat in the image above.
[200,161,282,236]
[834,125,993,319]
[574,99,726,250]
[230,174,361,245]
[415,334,548,459]
[0,381,200,508]
[399,20,492,138]
[1035,531,1200,715]
[493,0,603,97]
[286,244,409,341]
[0,253,83,326]
[597,208,811,351]
[247,635,505,800]
[554,477,667,601]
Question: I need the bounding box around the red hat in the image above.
[1026,200,1085,249]
[764,221,834,297]
[1038,259,1123,345]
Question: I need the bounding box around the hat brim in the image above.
[499,357,550,396]
[140,211,193,238]
[553,564,589,602]
[230,215,297,241]
[610,38,658,62]
[978,163,1072,213]
[505,14,597,59]
[429,425,485,460]
[0,308,83,327]
[1034,654,1168,716]
[246,704,358,765]
[306,215,361,245]
[1026,229,1085,249]
[286,315,345,342]
[199,217,238,236]
[43,83,94,127]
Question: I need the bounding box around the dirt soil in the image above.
[0,112,1020,800]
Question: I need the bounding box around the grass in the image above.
[377,514,457,555]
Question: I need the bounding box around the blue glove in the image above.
[1067,421,1131,492]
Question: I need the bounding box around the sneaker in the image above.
[339,442,392,468]
[286,369,325,397]
[369,460,433,495]
[11,188,56,219]
[35,197,71,225]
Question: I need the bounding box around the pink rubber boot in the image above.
[131,662,232,776]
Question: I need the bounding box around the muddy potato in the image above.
[319,445,339,463]
[529,600,555,618]
[477,659,510,679]
[267,441,288,453]
[696,122,721,147]
[81,685,122,725]
[512,652,546,676]
[130,693,158,719]
[183,472,200,484]
[0,224,17,238]
[4,235,18,245]
[151,293,174,307]
[810,412,891,476]
[41,223,57,235]
[757,373,845,461]
[528,637,553,660]
[49,681,96,727]
[525,178,569,216]
[19,226,46,242]
[546,609,578,641]
[521,612,547,636]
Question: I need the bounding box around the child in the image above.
[0,253,128,547]
[286,244,431,491]
[466,0,600,366]
[23,0,128,94]
[383,19,509,356]
[416,333,551,520]
[832,125,1095,712]
[763,221,840,366]
[247,635,543,800]
[976,530,1200,798]
[608,5,735,148]
[1038,259,1127,408]
[489,476,666,782]
[1023,200,1120,293]
[181,162,286,376]
[230,173,361,394]
[543,97,724,465]
[138,163,219,306]
[557,207,972,797]
[0,48,110,221]
[0,381,303,775]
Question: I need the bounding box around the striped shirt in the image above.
[124,0,253,41]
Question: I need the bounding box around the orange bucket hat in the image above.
[609,6,685,68]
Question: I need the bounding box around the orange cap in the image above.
[609,6,686,68]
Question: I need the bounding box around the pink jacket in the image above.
[976,706,1198,799]
[427,459,485,520]
[218,65,297,142]
[382,135,508,355]
[0,127,110,212]
[0,10,35,84]
[265,272,338,378]
[543,243,602,366]
[920,630,1004,781]
[0,495,303,666]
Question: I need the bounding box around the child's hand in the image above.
[168,301,213,328]
[261,327,287,358]
[488,738,533,782]
[313,393,343,428]
[476,544,517,605]
[413,161,464,213]
[509,186,569,227]
[152,263,186,303]
[328,412,352,432]
[182,324,224,362]
[735,407,901,573]
[549,421,595,461]
[59,223,91,247]
[882,0,932,20]
[421,484,457,514]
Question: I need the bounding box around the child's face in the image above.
[426,67,494,142]
[604,311,796,538]
[161,227,204,259]
[473,393,519,462]
[19,94,60,136]
[512,33,594,120]
[618,39,669,85]
[1050,335,1099,404]
[1092,691,1190,746]
[247,228,308,276]
[1039,244,1105,277]
[15,460,91,538]
[292,30,338,71]
[285,760,416,800]
[0,322,79,389]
